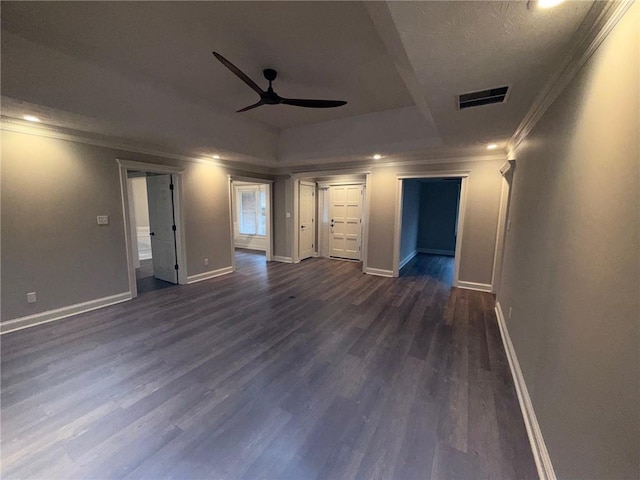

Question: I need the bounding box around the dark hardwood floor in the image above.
[1,252,537,479]
[136,259,175,294]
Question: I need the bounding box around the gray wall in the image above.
[399,179,421,264]
[417,180,460,254]
[1,130,269,321]
[497,4,639,478]
[1,135,503,322]
[272,175,292,259]
[367,160,503,284]
[1,132,130,319]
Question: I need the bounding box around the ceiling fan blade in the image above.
[280,98,347,109]
[236,99,266,113]
[212,51,264,96]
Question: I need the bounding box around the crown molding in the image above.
[277,152,506,175]
[2,117,507,176]
[373,153,506,169]
[510,0,635,151]
[289,168,372,180]
[0,118,277,174]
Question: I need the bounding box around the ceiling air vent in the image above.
[458,86,509,109]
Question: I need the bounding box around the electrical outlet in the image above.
[97,215,109,225]
[27,292,37,303]
[204,258,209,266]
[286,212,291,218]
[507,219,512,231]
[508,307,512,319]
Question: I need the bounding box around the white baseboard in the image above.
[399,250,418,270]
[418,247,455,256]
[233,242,267,252]
[456,280,493,292]
[187,266,234,284]
[273,256,293,263]
[1,292,132,335]
[495,302,557,480]
[365,267,394,277]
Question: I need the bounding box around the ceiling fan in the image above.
[212,52,347,113]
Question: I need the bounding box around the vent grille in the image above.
[458,86,509,109]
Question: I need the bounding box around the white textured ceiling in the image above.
[386,0,594,147]
[0,1,596,166]
[1,1,413,130]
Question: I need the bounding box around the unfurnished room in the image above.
[1,1,638,479]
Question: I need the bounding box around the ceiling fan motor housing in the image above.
[263,69,278,82]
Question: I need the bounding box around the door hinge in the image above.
[169,183,174,191]
[172,225,177,231]
[174,264,179,270]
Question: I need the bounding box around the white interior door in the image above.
[330,185,363,260]
[299,182,316,260]
[146,174,177,283]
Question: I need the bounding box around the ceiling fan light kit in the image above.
[212,51,347,113]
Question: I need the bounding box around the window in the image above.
[237,185,266,236]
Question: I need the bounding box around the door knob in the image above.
[150,232,155,236]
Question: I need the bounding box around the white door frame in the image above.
[318,186,331,258]
[117,159,188,298]
[228,175,273,264]
[291,170,371,269]
[292,179,300,263]
[491,160,514,294]
[362,173,372,273]
[317,181,367,261]
[320,182,366,261]
[393,171,470,284]
[294,180,317,262]
[126,176,141,269]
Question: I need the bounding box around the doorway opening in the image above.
[394,174,468,286]
[118,160,187,299]
[229,176,273,272]
[292,174,368,265]
[128,171,178,294]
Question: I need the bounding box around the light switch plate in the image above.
[97,215,109,225]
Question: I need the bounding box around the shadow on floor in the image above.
[400,253,454,286]
[136,258,175,294]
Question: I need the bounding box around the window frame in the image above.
[236,185,266,237]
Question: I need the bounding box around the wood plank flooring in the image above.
[1,252,537,479]
[136,259,175,294]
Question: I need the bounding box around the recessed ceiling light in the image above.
[212,154,220,159]
[373,154,382,160]
[23,115,40,122]
[537,0,564,8]
[487,143,498,150]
